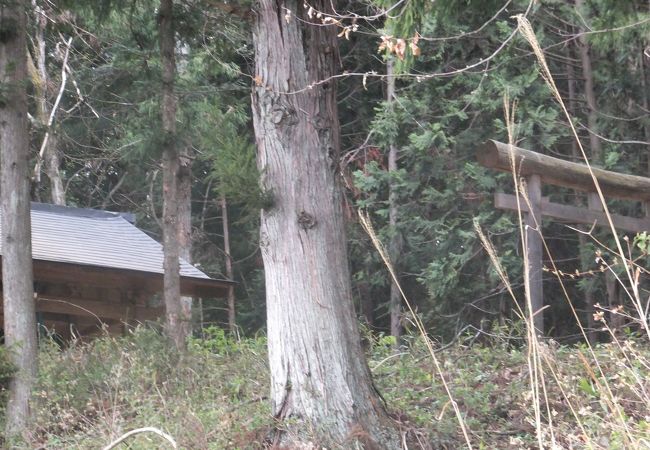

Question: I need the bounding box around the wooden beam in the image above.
[495,193,650,233]
[34,281,123,304]
[478,140,650,201]
[35,296,162,321]
[24,260,233,298]
[2,280,163,327]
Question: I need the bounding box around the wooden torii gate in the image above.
[476,140,650,335]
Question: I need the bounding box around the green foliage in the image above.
[188,325,238,354]
[634,232,650,254]
[0,345,17,417]
[20,0,650,341]
[346,0,650,340]
[29,327,271,449]
[0,346,15,382]
[8,325,650,448]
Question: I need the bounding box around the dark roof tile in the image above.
[0,202,212,280]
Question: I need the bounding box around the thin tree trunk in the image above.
[178,145,193,339]
[1,0,38,436]
[220,195,236,333]
[639,49,650,176]
[605,271,624,330]
[576,0,602,163]
[575,4,608,339]
[29,1,65,205]
[44,133,65,204]
[567,52,597,342]
[252,0,400,446]
[386,59,403,339]
[159,0,184,350]
[359,280,374,327]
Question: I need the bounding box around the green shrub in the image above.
[0,345,17,422]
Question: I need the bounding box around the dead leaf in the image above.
[322,16,339,25]
[378,35,393,53]
[395,38,406,60]
[410,41,421,57]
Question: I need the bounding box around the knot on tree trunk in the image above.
[271,103,297,127]
[0,18,18,43]
[297,210,316,230]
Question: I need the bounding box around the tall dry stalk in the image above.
[472,16,650,448]
[358,212,473,449]
[514,15,649,342]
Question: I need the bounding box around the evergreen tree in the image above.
[1,0,38,436]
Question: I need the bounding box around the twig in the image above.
[102,426,178,450]
[59,31,100,118]
[148,169,163,229]
[101,170,129,209]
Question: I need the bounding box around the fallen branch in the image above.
[102,426,178,450]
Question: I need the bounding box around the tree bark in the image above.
[386,59,403,340]
[159,0,184,350]
[220,195,236,333]
[252,0,400,446]
[0,0,38,437]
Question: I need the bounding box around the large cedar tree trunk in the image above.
[0,0,38,436]
[252,0,400,446]
[159,0,186,349]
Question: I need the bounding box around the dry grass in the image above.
[1,324,648,449]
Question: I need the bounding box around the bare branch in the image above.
[32,36,73,183]
[102,426,177,450]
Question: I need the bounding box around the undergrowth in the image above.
[3,325,650,449]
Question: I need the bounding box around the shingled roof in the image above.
[0,202,231,298]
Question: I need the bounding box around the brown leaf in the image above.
[410,41,421,57]
[395,38,406,60]
[378,35,393,53]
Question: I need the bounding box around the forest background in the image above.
[25,0,648,342]
[1,0,650,448]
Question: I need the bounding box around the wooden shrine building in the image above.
[0,202,232,339]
